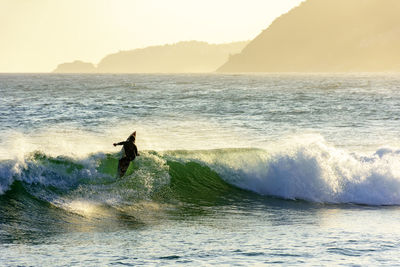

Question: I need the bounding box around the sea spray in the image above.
[167,135,400,205]
[0,160,16,194]
[3,134,400,205]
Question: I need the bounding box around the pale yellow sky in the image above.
[0,0,304,72]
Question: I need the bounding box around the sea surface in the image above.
[1,73,400,266]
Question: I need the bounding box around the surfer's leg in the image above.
[117,157,125,178]
[117,157,130,178]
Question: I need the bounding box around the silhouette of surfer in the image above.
[113,131,140,177]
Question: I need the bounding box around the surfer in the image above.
[113,131,140,177]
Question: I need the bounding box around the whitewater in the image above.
[2,73,400,265]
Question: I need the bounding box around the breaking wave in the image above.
[2,135,400,209]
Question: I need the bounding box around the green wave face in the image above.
[6,141,400,240]
[3,150,250,205]
[167,160,245,205]
[0,149,255,240]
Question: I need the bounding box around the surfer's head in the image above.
[128,135,135,142]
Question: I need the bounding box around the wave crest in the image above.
[3,135,400,206]
[175,136,400,205]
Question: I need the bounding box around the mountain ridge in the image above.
[218,0,400,72]
[53,41,248,73]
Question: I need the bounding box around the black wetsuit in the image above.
[115,139,138,177]
[115,141,138,161]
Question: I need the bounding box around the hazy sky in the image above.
[1,0,304,72]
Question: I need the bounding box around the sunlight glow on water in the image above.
[2,74,400,265]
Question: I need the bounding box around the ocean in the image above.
[1,73,400,265]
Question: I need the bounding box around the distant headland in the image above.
[53,61,96,73]
[218,0,400,72]
[53,41,248,73]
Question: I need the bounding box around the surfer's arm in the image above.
[113,141,126,147]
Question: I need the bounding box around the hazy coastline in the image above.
[53,41,248,73]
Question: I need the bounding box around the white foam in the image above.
[179,134,400,205]
[0,152,106,196]
[0,160,18,194]
[238,136,400,205]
